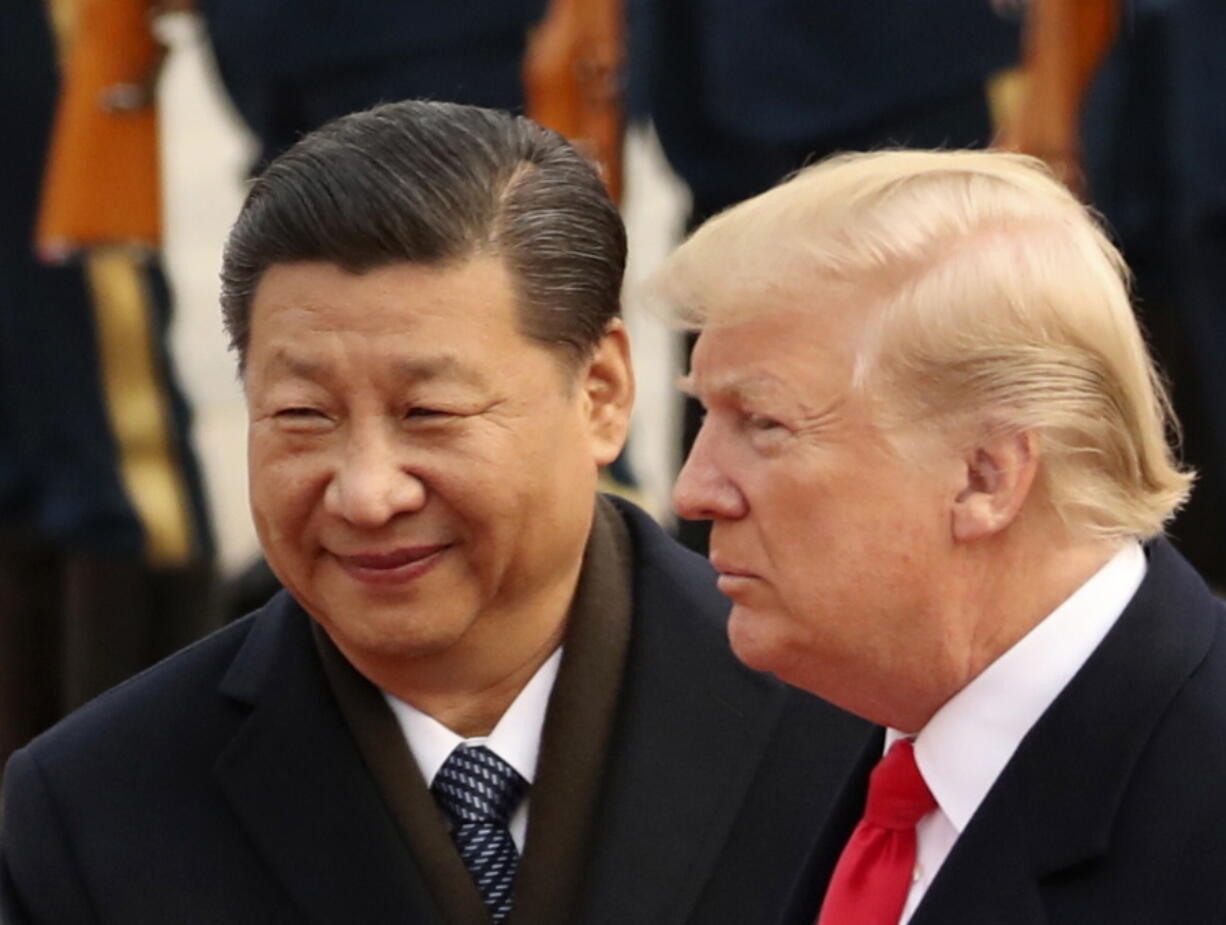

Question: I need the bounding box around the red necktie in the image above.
[816,738,936,925]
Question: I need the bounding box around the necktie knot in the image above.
[815,738,935,925]
[863,738,935,830]
[432,745,527,828]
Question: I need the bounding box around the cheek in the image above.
[248,449,326,539]
[749,468,831,549]
[752,483,891,603]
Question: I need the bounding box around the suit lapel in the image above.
[313,621,488,925]
[574,501,810,924]
[212,596,446,925]
[910,774,1051,925]
[912,539,1219,924]
[577,618,788,924]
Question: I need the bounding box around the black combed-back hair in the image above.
[221,99,626,371]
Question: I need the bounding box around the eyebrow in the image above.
[390,356,491,388]
[676,372,783,406]
[268,351,491,389]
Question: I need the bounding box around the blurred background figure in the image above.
[1,0,218,772]
[198,0,549,174]
[1004,0,1226,589]
[631,0,1023,551]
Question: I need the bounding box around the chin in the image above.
[316,603,464,660]
[726,609,784,674]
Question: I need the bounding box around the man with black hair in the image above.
[0,100,869,925]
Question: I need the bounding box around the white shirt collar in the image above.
[382,647,563,786]
[890,541,1146,832]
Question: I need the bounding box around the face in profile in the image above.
[673,304,958,707]
[243,256,628,676]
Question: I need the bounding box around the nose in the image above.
[324,425,426,528]
[672,421,747,523]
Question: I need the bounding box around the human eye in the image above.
[401,401,477,428]
[746,412,785,432]
[274,404,331,424]
[740,409,793,453]
[401,389,486,423]
[739,405,791,435]
[277,407,325,419]
[278,404,331,424]
[270,406,333,435]
[404,406,452,420]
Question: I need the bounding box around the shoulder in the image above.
[1136,537,1226,700]
[1,594,322,921]
[1150,582,1226,749]
[1091,540,1226,810]
[1091,548,1226,909]
[9,593,305,786]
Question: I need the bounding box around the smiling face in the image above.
[673,305,966,719]
[245,257,629,687]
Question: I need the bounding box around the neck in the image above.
[406,626,563,738]
[886,525,1122,733]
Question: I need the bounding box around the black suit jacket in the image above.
[1,499,871,924]
[784,538,1226,924]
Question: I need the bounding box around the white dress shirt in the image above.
[382,647,563,849]
[892,542,1146,924]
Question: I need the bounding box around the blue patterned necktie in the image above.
[431,744,528,923]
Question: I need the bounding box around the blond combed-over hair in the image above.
[651,149,1192,541]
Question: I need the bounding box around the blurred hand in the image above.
[996,80,1085,196]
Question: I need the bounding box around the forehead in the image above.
[252,253,512,318]
[244,257,540,389]
[688,303,860,399]
[248,257,525,355]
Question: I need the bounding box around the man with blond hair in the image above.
[655,149,1226,924]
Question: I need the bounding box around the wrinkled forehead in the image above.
[684,299,863,401]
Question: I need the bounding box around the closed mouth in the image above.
[710,556,755,579]
[335,544,451,583]
[341,546,446,569]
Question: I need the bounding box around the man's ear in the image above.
[951,427,1039,543]
[581,319,635,466]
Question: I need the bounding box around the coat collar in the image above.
[911,538,1220,924]
[209,496,763,925]
[208,496,877,925]
[306,495,639,925]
